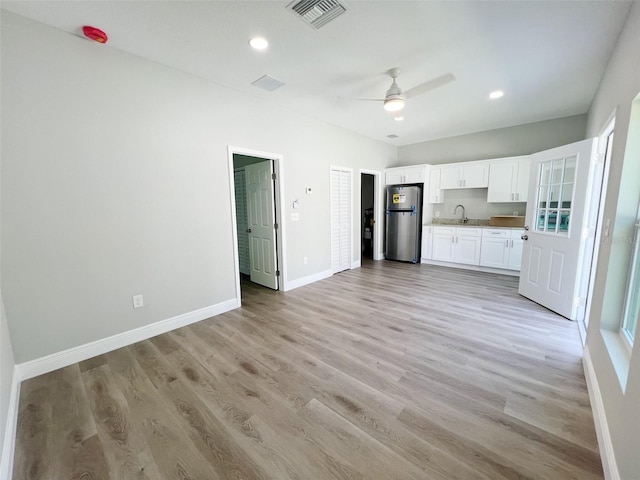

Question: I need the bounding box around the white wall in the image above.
[397,114,587,166]
[0,12,17,466]
[431,189,525,221]
[583,1,640,478]
[0,12,396,364]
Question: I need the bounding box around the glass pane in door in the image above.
[534,156,578,235]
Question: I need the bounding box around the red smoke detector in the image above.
[82,26,108,44]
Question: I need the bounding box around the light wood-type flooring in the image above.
[13,261,602,479]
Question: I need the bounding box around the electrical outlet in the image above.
[435,211,440,218]
[304,256,308,265]
[132,294,144,309]
[513,211,518,216]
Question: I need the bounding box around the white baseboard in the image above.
[16,298,240,381]
[351,260,361,269]
[283,269,332,292]
[583,345,619,480]
[0,366,19,480]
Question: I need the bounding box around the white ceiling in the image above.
[1,1,632,146]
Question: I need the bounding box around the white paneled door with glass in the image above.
[519,138,599,320]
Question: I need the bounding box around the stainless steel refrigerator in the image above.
[385,185,422,263]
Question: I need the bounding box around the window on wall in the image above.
[621,205,640,345]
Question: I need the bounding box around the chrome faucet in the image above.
[454,204,468,224]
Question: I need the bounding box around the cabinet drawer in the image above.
[457,227,481,237]
[482,229,509,238]
[510,229,526,239]
[434,226,455,235]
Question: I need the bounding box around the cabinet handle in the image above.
[511,193,514,201]
[452,236,455,243]
[506,240,509,247]
[511,240,514,248]
[516,193,519,201]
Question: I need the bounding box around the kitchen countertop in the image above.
[429,218,489,226]
[425,220,524,229]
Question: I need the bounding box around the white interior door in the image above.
[518,138,598,319]
[331,168,352,273]
[246,161,278,290]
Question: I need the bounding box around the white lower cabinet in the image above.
[421,226,433,260]
[508,235,524,270]
[480,229,524,270]
[428,226,523,272]
[432,227,481,265]
[432,228,456,262]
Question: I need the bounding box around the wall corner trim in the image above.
[0,366,20,480]
[16,298,240,381]
[583,345,620,480]
[283,269,332,292]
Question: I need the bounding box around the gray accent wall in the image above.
[0,12,396,364]
[583,1,640,478]
[397,115,587,166]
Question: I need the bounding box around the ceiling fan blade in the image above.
[404,73,455,99]
[349,97,385,102]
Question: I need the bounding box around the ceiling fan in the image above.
[358,68,455,113]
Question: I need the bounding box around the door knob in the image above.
[247,228,252,233]
[524,226,529,231]
[521,234,528,240]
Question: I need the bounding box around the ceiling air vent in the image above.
[387,134,399,139]
[251,75,286,92]
[287,0,347,29]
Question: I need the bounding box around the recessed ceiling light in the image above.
[489,90,504,99]
[394,116,404,121]
[249,37,269,51]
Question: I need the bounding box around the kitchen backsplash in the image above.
[430,188,526,221]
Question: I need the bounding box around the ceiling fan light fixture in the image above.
[384,95,405,112]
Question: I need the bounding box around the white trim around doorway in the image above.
[227,146,288,295]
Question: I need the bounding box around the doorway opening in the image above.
[228,147,285,301]
[360,171,380,261]
[579,116,615,340]
[361,173,374,259]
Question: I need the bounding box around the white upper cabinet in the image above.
[461,163,490,188]
[385,165,426,185]
[428,168,442,203]
[439,162,489,189]
[487,156,530,202]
